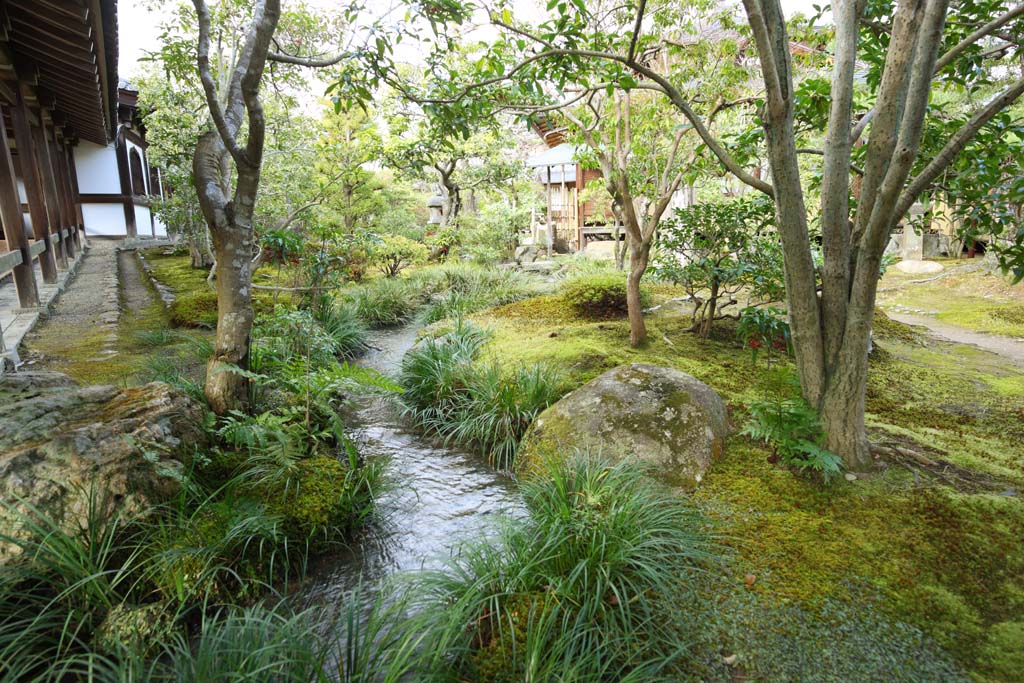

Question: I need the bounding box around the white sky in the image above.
[118,0,829,82]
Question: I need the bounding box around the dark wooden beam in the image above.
[0,103,39,307]
[11,90,57,283]
[32,120,67,268]
[114,129,137,238]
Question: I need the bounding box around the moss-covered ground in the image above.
[473,285,1024,682]
[878,260,1024,338]
[23,251,212,387]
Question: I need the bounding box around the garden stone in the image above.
[515,245,539,263]
[517,363,728,485]
[0,371,208,563]
[895,259,943,274]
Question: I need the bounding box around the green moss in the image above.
[261,455,373,547]
[473,293,1024,678]
[169,291,219,328]
[976,621,1024,683]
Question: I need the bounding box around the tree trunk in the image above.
[626,236,649,347]
[205,219,255,414]
[188,223,215,268]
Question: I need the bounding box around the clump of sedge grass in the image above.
[398,321,560,468]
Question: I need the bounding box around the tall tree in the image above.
[379,0,1024,466]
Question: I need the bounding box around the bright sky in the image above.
[118,0,829,82]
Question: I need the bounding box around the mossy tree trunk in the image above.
[191,0,279,414]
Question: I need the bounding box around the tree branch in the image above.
[193,0,248,165]
[933,2,1024,73]
[893,75,1024,223]
[626,0,647,63]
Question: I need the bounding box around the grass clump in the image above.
[398,322,561,468]
[420,264,542,325]
[562,273,650,319]
[393,453,713,682]
[342,277,425,328]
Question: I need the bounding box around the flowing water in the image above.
[301,323,525,609]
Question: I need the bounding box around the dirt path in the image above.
[887,312,1024,367]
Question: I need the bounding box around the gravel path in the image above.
[887,312,1024,368]
[20,240,121,363]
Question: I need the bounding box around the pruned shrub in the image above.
[373,234,429,278]
[562,273,650,319]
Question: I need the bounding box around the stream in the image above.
[300,323,526,610]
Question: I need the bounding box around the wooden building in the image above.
[0,0,171,365]
[526,142,607,252]
[74,80,167,238]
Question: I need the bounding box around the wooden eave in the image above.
[0,0,117,145]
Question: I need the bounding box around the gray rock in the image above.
[517,363,729,485]
[0,372,208,563]
[515,245,539,263]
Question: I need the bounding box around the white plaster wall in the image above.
[74,141,121,194]
[82,203,127,236]
[134,205,154,237]
[153,213,168,237]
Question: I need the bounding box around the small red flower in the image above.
[748,339,763,349]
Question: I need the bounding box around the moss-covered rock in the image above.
[0,372,209,563]
[517,363,728,485]
[93,602,174,656]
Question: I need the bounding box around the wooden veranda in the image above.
[0,0,118,362]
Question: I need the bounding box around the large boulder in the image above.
[518,363,728,485]
[0,371,208,562]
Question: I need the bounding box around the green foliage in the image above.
[562,273,648,319]
[741,371,843,481]
[252,306,365,371]
[0,491,146,681]
[155,604,334,683]
[398,322,560,467]
[736,306,791,367]
[310,297,370,360]
[259,228,305,266]
[394,454,713,681]
[373,234,429,277]
[458,203,532,263]
[342,277,425,328]
[420,265,541,325]
[653,197,784,338]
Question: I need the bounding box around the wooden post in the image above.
[51,138,79,253]
[0,105,40,308]
[114,132,137,238]
[12,92,58,284]
[32,122,69,268]
[559,163,568,250]
[64,145,86,245]
[545,166,553,255]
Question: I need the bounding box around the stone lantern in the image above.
[426,195,445,225]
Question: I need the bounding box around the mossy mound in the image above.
[473,293,1024,678]
[169,291,219,328]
